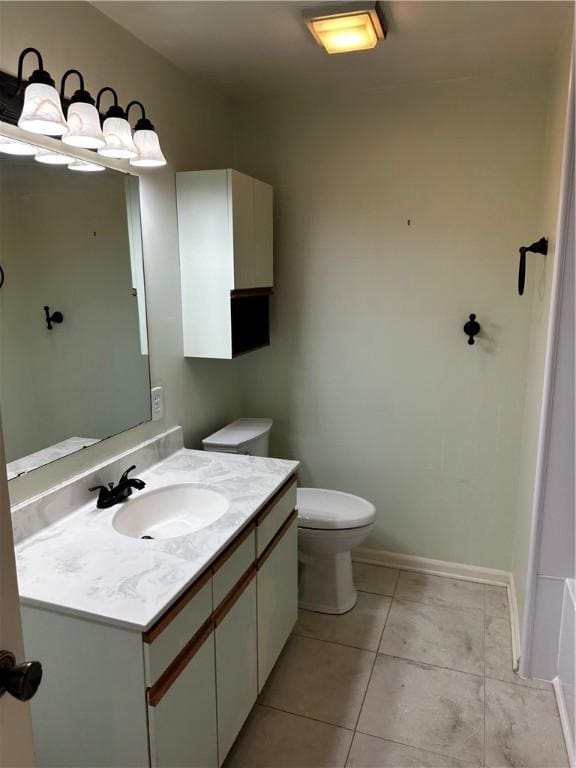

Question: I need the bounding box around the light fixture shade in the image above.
[62,102,105,149]
[35,148,74,165]
[98,116,137,159]
[312,13,377,52]
[18,82,67,135]
[68,159,105,172]
[0,137,38,155]
[130,129,166,167]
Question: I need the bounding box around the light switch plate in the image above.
[151,386,164,421]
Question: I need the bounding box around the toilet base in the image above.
[298,550,358,614]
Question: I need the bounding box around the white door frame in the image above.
[0,411,35,767]
[520,50,575,678]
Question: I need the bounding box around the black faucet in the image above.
[89,465,146,509]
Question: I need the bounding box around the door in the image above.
[148,623,218,768]
[257,516,298,691]
[214,569,257,765]
[0,415,36,767]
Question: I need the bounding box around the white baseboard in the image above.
[553,676,576,768]
[353,546,521,669]
[353,546,509,585]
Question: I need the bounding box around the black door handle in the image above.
[0,650,43,702]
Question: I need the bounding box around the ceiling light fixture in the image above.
[16,47,67,135]
[60,69,105,150]
[96,87,137,159]
[68,158,106,172]
[304,2,386,54]
[35,148,74,165]
[0,136,38,155]
[126,101,166,168]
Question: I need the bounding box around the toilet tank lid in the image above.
[202,418,273,450]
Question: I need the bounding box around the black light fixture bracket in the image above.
[96,86,126,119]
[126,100,155,131]
[60,68,95,105]
[17,47,54,87]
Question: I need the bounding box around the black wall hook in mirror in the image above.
[518,237,548,296]
[463,313,481,345]
[44,306,63,330]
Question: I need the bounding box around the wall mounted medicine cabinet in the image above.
[176,169,273,359]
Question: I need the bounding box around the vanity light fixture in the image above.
[96,87,137,159]
[35,148,74,165]
[0,135,38,155]
[68,158,105,172]
[16,48,67,135]
[60,69,105,150]
[304,2,386,54]
[126,101,166,168]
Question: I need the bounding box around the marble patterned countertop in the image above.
[14,445,298,632]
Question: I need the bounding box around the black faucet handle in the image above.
[119,465,137,483]
[88,485,108,494]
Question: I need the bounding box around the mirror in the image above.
[0,142,151,479]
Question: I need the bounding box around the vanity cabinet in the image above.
[176,169,273,359]
[22,474,297,768]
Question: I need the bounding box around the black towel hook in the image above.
[518,237,548,296]
[44,306,64,330]
[463,314,481,345]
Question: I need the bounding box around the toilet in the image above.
[202,419,376,614]
[297,488,375,614]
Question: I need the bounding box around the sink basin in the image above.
[112,484,230,540]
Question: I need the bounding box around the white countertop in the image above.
[15,448,298,632]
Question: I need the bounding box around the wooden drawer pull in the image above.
[143,569,212,644]
[257,509,298,569]
[148,618,214,707]
[213,564,256,627]
[256,475,297,526]
[212,521,255,574]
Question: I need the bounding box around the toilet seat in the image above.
[297,488,376,531]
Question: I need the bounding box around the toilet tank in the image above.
[202,418,273,457]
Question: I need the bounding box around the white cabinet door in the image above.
[149,624,218,768]
[253,180,274,288]
[215,571,258,765]
[230,170,255,290]
[257,516,298,691]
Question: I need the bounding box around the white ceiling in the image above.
[95,1,573,100]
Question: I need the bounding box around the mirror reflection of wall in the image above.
[0,150,151,479]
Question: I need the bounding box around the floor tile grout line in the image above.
[353,727,482,766]
[343,591,395,765]
[257,702,356,733]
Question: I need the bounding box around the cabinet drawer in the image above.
[256,477,297,557]
[213,525,256,606]
[143,571,213,686]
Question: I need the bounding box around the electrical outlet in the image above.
[151,386,164,421]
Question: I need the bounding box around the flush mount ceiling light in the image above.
[16,47,67,135]
[60,69,105,150]
[97,87,137,159]
[126,101,166,168]
[304,2,386,54]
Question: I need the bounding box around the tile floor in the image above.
[225,563,569,768]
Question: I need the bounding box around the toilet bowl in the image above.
[297,488,375,614]
[202,420,375,615]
